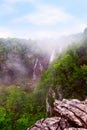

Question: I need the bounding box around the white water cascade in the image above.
[33,58,43,80]
[33,58,38,80]
[50,49,55,63]
[39,62,43,72]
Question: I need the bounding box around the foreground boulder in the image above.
[27,99,87,130]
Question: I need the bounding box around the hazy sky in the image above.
[0,0,87,39]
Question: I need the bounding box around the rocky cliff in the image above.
[28,99,87,130]
[0,38,50,87]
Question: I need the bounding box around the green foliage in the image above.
[16,114,29,130]
[1,37,87,129]
[36,38,87,103]
[0,85,46,130]
[0,38,48,129]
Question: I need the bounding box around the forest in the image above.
[0,38,49,130]
[0,32,87,129]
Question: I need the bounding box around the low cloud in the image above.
[0,23,86,39]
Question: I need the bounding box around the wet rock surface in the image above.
[27,99,87,130]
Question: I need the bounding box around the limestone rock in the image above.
[27,117,70,130]
[28,99,87,130]
[64,128,87,130]
[53,99,87,128]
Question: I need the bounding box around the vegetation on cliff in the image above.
[36,36,87,107]
[0,38,49,83]
[1,35,87,129]
[0,85,46,130]
[0,38,48,130]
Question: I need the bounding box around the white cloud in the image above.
[11,3,87,39]
[66,23,87,34]
[1,18,86,40]
[4,0,35,3]
[0,2,87,40]
[34,23,87,39]
[0,22,86,39]
[9,22,87,40]
[13,5,72,25]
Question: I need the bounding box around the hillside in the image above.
[0,29,87,129]
[0,38,49,89]
[35,32,87,108]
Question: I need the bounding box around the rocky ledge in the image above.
[27,99,87,130]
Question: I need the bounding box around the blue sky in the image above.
[0,0,87,39]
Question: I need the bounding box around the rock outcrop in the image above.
[27,99,87,130]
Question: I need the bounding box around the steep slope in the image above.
[0,38,49,89]
[35,34,87,110]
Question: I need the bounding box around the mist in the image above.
[0,28,86,87]
[36,30,83,56]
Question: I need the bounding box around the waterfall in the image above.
[39,62,43,72]
[50,49,55,62]
[33,58,44,80]
[33,58,38,80]
[34,58,38,70]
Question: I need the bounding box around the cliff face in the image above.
[28,99,87,130]
[0,38,50,87]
